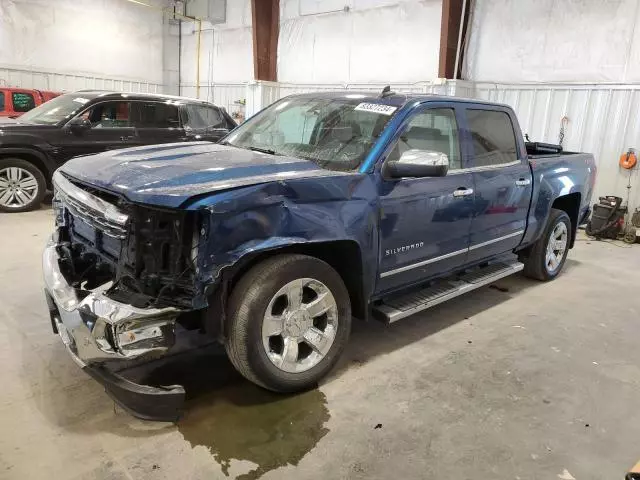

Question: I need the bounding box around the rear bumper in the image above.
[43,240,186,421]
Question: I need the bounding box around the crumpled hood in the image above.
[59,141,345,208]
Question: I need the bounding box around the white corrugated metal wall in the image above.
[244,80,472,118]
[0,66,163,94]
[180,82,246,114]
[1,0,166,90]
[471,82,640,213]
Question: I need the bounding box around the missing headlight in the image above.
[52,189,66,227]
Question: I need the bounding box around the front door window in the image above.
[81,102,131,128]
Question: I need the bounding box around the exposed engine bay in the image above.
[52,171,205,310]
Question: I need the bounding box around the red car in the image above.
[0,87,61,118]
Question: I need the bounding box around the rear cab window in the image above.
[0,91,4,112]
[465,109,519,167]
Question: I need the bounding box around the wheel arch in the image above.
[206,239,367,339]
[0,149,53,189]
[551,192,581,248]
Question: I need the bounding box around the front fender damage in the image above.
[190,175,379,333]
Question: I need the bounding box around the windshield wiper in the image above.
[219,141,278,156]
[248,146,277,155]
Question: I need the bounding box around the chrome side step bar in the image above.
[372,260,524,323]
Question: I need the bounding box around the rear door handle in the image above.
[515,178,531,186]
[120,136,135,141]
[453,187,474,197]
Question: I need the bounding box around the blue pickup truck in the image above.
[43,90,596,420]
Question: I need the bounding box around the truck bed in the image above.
[521,148,596,248]
[528,150,584,160]
[525,141,568,157]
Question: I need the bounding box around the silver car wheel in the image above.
[0,167,39,208]
[545,222,568,273]
[262,278,339,374]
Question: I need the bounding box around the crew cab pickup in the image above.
[43,91,596,420]
[0,91,236,212]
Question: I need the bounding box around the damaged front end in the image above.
[43,171,210,421]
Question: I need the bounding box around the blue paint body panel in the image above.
[58,92,596,314]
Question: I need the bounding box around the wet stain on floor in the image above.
[139,347,330,479]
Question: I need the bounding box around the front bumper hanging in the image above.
[43,241,186,421]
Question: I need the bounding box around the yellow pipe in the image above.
[196,18,202,98]
[123,0,203,97]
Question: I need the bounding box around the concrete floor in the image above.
[2,208,640,480]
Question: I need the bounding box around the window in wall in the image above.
[388,108,461,169]
[183,105,224,129]
[81,102,131,128]
[12,92,36,112]
[466,109,518,167]
[131,102,180,128]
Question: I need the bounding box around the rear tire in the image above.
[522,208,572,281]
[225,254,351,392]
[0,158,46,213]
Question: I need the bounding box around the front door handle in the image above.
[120,135,135,141]
[515,178,531,186]
[453,187,474,197]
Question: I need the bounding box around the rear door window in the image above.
[12,92,36,112]
[183,104,225,129]
[466,109,518,167]
[131,102,180,128]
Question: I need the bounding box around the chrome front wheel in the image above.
[0,167,39,209]
[226,254,351,392]
[262,278,339,374]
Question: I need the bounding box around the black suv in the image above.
[0,91,237,212]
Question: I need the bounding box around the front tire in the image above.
[225,254,351,392]
[522,208,572,281]
[0,158,46,213]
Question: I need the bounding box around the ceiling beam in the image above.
[251,0,279,82]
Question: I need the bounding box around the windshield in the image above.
[18,93,92,125]
[223,96,398,171]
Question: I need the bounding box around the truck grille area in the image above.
[52,172,200,309]
[59,189,128,239]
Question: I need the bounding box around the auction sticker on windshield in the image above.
[354,103,397,115]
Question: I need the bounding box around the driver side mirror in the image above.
[386,149,449,178]
[65,117,91,133]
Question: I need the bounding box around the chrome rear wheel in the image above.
[522,208,572,281]
[545,222,568,274]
